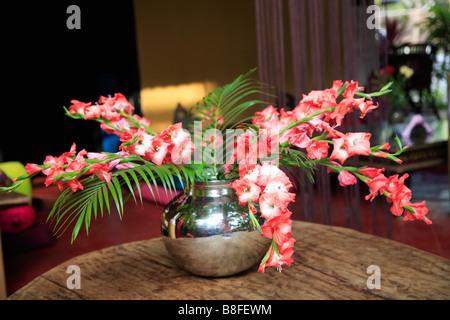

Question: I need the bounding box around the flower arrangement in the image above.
[1,70,431,273]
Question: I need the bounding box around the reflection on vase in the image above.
[161,180,270,277]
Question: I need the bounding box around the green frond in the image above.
[187,68,273,134]
[279,148,317,187]
[46,162,194,243]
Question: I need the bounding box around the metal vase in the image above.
[161,180,270,277]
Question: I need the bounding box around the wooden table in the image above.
[8,221,450,300]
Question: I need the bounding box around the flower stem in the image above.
[247,200,262,233]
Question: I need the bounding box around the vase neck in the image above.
[191,180,235,198]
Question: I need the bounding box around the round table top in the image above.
[8,221,450,300]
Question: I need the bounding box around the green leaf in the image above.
[187,69,272,136]
[380,81,394,92]
[102,184,111,216]
[119,171,137,204]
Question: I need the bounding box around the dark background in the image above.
[1,1,141,164]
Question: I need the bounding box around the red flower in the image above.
[380,65,395,75]
[403,201,430,224]
[230,178,261,205]
[356,100,378,119]
[86,163,112,183]
[343,132,372,156]
[342,80,363,100]
[306,140,329,160]
[258,237,295,273]
[262,213,293,246]
[359,167,385,179]
[338,171,357,187]
[330,137,351,164]
[42,155,65,188]
[83,104,104,120]
[253,105,279,124]
[25,163,42,175]
[259,192,284,220]
[386,174,412,216]
[235,131,258,164]
[148,137,170,166]
[39,144,87,192]
[365,174,389,202]
[289,131,310,149]
[69,100,91,116]
[170,138,195,165]
[99,93,134,119]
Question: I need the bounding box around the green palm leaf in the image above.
[47,162,194,243]
[186,69,273,179]
[187,68,273,134]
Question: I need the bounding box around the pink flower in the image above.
[326,98,355,126]
[87,152,109,161]
[100,118,131,135]
[25,163,42,175]
[253,105,279,124]
[365,174,389,202]
[259,192,284,220]
[356,100,378,119]
[257,129,279,159]
[69,100,91,116]
[359,167,385,179]
[343,132,372,156]
[330,138,351,164]
[238,160,259,182]
[403,201,430,223]
[386,174,412,216]
[234,131,258,164]
[230,178,261,205]
[99,93,134,120]
[170,138,195,165]
[306,140,329,160]
[60,143,78,163]
[83,104,104,120]
[159,123,189,144]
[337,171,357,187]
[42,155,65,188]
[86,163,112,183]
[263,175,290,193]
[132,114,151,129]
[257,163,289,187]
[262,213,293,246]
[64,149,88,192]
[114,162,135,170]
[342,80,363,100]
[40,144,87,192]
[258,236,295,273]
[223,164,232,178]
[148,137,170,166]
[121,128,155,161]
[289,131,311,149]
[66,149,87,173]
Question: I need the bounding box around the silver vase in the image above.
[161,180,270,277]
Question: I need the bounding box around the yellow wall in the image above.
[133,0,259,132]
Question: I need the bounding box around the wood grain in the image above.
[8,221,450,300]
